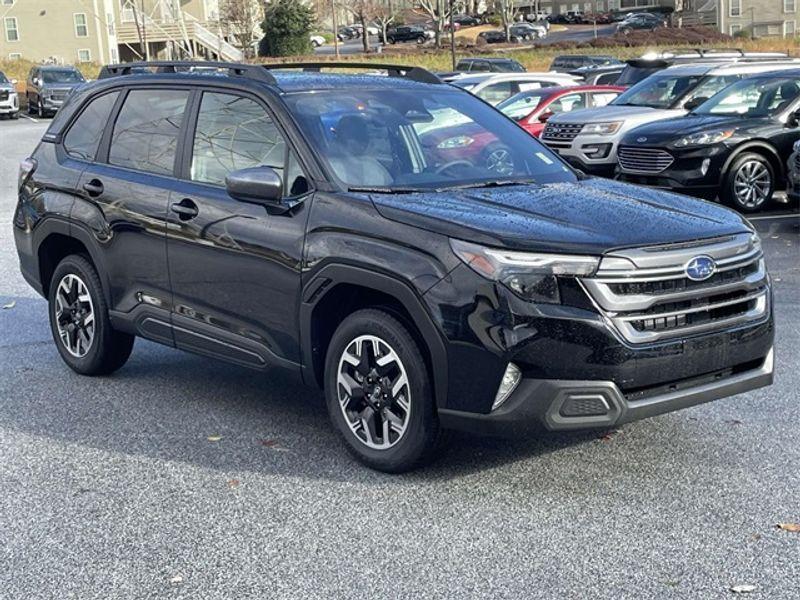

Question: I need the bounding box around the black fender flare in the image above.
[299,263,449,408]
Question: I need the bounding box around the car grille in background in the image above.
[581,234,769,343]
[50,92,67,101]
[542,122,584,142]
[0,91,8,101]
[618,146,674,174]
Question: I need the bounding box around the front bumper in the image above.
[0,93,18,113]
[542,134,618,177]
[440,347,774,435]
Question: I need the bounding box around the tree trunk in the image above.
[360,12,369,52]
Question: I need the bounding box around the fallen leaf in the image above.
[599,429,620,442]
[227,479,240,489]
[2,301,15,310]
[207,435,222,442]
[776,523,800,532]
[750,533,762,541]
[730,584,757,594]
[169,575,183,584]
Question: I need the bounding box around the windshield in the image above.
[497,91,549,119]
[284,88,575,191]
[694,76,800,117]
[612,74,705,109]
[42,69,84,84]
[498,61,525,73]
[0,72,8,84]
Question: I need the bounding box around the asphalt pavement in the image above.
[1,117,798,599]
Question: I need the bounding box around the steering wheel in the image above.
[435,160,474,175]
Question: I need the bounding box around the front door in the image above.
[166,89,312,370]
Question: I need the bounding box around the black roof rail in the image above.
[260,62,443,84]
[97,61,277,84]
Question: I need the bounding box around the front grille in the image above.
[0,91,8,101]
[581,233,769,343]
[542,122,584,142]
[618,146,674,174]
[50,92,67,101]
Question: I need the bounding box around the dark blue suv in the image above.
[13,62,774,471]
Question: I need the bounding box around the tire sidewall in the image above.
[324,310,437,472]
[725,152,775,213]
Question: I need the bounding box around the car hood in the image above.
[550,104,683,124]
[620,114,760,143]
[369,177,751,255]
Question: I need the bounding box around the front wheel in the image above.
[48,254,134,375]
[723,153,775,212]
[324,309,443,472]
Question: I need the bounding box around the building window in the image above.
[730,24,743,35]
[8,52,21,59]
[785,20,796,36]
[730,0,741,17]
[786,0,797,12]
[4,17,18,42]
[77,49,92,62]
[2,0,15,5]
[107,13,115,35]
[74,13,88,37]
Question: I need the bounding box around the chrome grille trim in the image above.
[618,146,674,174]
[542,122,585,142]
[581,233,769,343]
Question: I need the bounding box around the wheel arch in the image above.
[300,264,448,408]
[721,141,784,186]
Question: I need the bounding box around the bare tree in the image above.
[345,0,399,51]
[495,0,517,40]
[372,0,398,44]
[219,0,265,58]
[415,0,456,48]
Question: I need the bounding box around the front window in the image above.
[694,76,800,117]
[41,69,85,84]
[74,13,88,37]
[283,88,575,191]
[612,74,706,109]
[497,90,550,120]
[4,17,18,42]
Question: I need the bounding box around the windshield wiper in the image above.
[445,178,538,190]
[348,186,426,194]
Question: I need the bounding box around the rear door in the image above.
[165,88,312,369]
[77,86,192,344]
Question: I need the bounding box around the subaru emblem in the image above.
[685,255,716,281]
[637,136,647,143]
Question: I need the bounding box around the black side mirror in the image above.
[787,109,800,128]
[225,166,282,205]
[684,96,709,111]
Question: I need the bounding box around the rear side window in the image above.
[109,89,190,175]
[63,92,119,161]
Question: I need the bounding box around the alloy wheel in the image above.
[486,147,515,175]
[336,334,411,450]
[54,273,95,358]
[733,160,771,210]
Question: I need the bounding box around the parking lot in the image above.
[1,116,798,598]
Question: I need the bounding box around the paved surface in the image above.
[0,117,798,599]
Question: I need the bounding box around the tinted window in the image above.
[109,89,189,175]
[63,92,119,161]
[596,72,620,85]
[191,92,287,186]
[42,69,84,84]
[613,74,705,109]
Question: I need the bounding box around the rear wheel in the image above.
[324,309,443,472]
[48,254,134,375]
[723,153,775,212]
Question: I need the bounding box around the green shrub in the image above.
[259,0,314,57]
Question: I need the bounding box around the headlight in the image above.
[581,121,622,136]
[437,135,474,149]
[674,129,734,148]
[450,239,599,303]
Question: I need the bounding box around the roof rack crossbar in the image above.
[98,61,277,84]
[259,62,442,84]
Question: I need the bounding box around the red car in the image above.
[496,85,625,137]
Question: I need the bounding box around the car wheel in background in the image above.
[723,152,775,213]
[483,144,516,176]
[324,308,443,473]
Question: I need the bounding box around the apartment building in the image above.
[0,0,242,65]
[680,0,798,37]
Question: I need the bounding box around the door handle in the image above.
[82,179,104,197]
[171,198,199,221]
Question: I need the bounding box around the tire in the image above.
[11,111,19,120]
[387,37,396,44]
[48,254,134,375]
[416,36,425,44]
[324,308,443,473]
[722,152,775,213]
[27,94,35,115]
[37,101,44,119]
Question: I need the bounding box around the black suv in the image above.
[26,65,86,118]
[618,70,800,212]
[14,61,774,472]
[385,26,428,44]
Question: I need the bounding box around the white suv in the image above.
[450,72,580,105]
[541,61,800,176]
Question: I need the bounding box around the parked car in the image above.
[15,60,773,472]
[497,85,624,137]
[570,64,625,86]
[453,15,480,27]
[451,72,581,105]
[310,35,326,48]
[786,139,800,205]
[26,65,85,118]
[550,55,622,73]
[542,61,800,176]
[510,23,547,40]
[386,26,431,44]
[617,71,800,212]
[0,70,20,119]
[617,13,666,33]
[477,30,508,44]
[454,57,525,74]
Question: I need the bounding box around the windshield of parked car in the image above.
[496,90,549,119]
[612,74,705,108]
[42,69,84,84]
[0,72,8,84]
[693,76,800,117]
[496,60,525,72]
[284,88,576,191]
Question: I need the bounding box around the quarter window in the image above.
[109,89,190,175]
[74,13,88,37]
[64,92,119,161]
[4,17,18,42]
[190,92,287,186]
